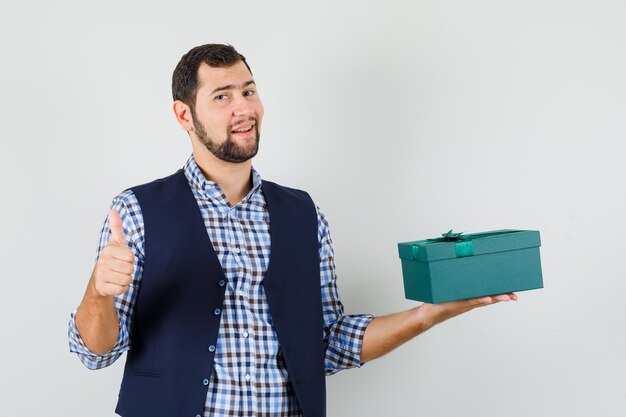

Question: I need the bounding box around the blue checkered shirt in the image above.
[68,155,373,416]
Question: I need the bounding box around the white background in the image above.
[1,0,625,416]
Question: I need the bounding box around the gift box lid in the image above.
[398,230,541,262]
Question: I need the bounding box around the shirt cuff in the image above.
[325,314,374,375]
[68,308,129,369]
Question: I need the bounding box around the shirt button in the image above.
[208,345,216,352]
[196,414,202,417]
[218,279,225,287]
[244,373,251,382]
[213,308,221,316]
[242,331,249,338]
[238,290,245,297]
[202,378,209,386]
[232,246,240,254]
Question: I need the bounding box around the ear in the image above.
[173,100,194,132]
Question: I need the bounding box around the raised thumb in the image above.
[109,208,127,246]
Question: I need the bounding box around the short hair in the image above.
[172,43,252,109]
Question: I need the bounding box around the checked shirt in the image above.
[68,155,373,417]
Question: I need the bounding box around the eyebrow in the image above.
[210,80,256,96]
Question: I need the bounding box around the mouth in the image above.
[230,121,256,137]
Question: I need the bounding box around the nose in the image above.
[232,94,254,117]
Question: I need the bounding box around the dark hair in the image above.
[172,43,252,109]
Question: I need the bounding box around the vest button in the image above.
[208,345,216,352]
[202,378,209,386]
[218,279,226,287]
[213,308,221,316]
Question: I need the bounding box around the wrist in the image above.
[416,302,459,330]
[86,278,115,304]
[414,305,437,332]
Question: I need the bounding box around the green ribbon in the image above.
[410,229,518,261]
[440,230,465,241]
[440,230,474,257]
[454,240,474,257]
[411,230,474,260]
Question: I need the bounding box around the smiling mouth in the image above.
[231,125,254,134]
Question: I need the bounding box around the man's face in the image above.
[191,61,264,163]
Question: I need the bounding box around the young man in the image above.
[69,43,516,417]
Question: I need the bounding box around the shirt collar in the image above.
[183,154,263,205]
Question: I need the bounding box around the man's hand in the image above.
[90,209,135,297]
[360,293,517,363]
[418,293,518,329]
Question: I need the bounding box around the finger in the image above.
[492,293,518,302]
[101,270,133,287]
[103,245,135,263]
[96,281,130,297]
[109,208,127,246]
[468,296,495,306]
[106,258,135,277]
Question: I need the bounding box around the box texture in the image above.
[398,230,543,303]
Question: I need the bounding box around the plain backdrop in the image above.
[1,0,625,416]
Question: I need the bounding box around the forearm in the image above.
[75,274,120,355]
[360,306,429,363]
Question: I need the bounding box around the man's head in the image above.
[172,44,263,163]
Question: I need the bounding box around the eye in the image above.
[244,89,256,97]
[215,94,228,101]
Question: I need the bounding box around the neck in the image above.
[191,141,253,206]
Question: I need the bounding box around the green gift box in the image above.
[398,230,543,303]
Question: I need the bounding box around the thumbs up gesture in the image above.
[91,209,135,297]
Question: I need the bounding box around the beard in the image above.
[192,112,260,163]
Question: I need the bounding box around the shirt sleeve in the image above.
[68,190,145,370]
[317,206,374,376]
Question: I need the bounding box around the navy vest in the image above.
[115,170,325,417]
